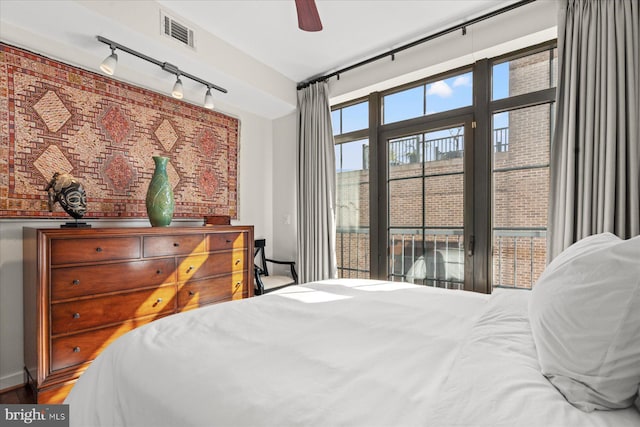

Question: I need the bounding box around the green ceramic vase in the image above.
[146,156,174,227]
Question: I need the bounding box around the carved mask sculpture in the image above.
[45,172,87,219]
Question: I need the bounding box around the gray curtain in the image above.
[548,0,639,261]
[296,81,337,282]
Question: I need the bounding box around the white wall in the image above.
[270,113,298,270]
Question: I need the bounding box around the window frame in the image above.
[332,40,557,292]
[488,42,557,289]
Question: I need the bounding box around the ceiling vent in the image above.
[161,11,195,49]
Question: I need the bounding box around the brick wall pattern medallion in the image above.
[0,43,239,219]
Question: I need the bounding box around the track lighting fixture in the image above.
[97,35,226,108]
[172,75,184,99]
[204,87,214,110]
[100,46,118,75]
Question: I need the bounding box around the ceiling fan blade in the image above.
[295,0,323,32]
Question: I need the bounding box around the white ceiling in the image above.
[0,0,525,118]
[157,0,518,83]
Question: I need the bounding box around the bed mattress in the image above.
[65,279,640,426]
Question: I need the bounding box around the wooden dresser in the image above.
[23,225,254,403]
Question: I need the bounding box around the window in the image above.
[334,101,370,278]
[492,48,557,100]
[490,47,556,289]
[383,71,473,124]
[383,86,423,124]
[492,106,551,289]
[333,41,557,292]
[332,101,368,135]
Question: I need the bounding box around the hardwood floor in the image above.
[0,384,35,404]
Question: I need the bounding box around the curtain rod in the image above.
[297,0,537,90]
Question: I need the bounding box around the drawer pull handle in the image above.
[235,259,241,265]
[173,242,180,247]
[73,346,81,353]
[187,266,194,272]
[96,247,103,253]
[72,312,80,319]
[156,270,162,274]
[156,298,163,303]
[226,239,232,243]
[72,279,80,285]
[188,290,195,296]
[236,281,241,286]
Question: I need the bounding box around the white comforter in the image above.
[65,279,640,427]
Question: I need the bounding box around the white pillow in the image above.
[529,233,640,412]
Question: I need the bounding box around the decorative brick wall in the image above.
[0,43,239,219]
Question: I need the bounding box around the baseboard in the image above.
[0,370,25,393]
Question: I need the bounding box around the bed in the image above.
[65,234,640,427]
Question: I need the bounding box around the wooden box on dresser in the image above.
[23,225,254,404]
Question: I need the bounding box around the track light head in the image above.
[100,48,118,75]
[204,87,214,109]
[172,76,184,99]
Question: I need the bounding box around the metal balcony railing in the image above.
[381,127,509,167]
[335,226,546,289]
[335,226,371,279]
[493,227,547,289]
[388,227,465,289]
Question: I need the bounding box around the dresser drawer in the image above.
[51,286,176,335]
[51,258,176,301]
[50,237,140,265]
[50,315,164,372]
[177,249,247,282]
[178,271,247,309]
[143,234,206,257]
[207,232,247,251]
